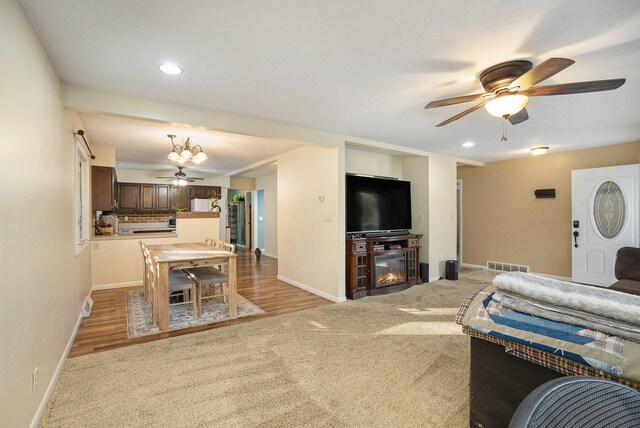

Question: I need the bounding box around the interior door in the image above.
[571,164,639,286]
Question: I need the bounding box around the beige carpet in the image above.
[41,276,490,427]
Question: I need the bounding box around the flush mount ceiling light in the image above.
[166,134,208,164]
[485,94,529,118]
[531,146,549,155]
[462,141,475,147]
[158,63,183,75]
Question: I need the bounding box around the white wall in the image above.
[401,156,430,265]
[0,2,92,426]
[256,173,278,258]
[345,146,403,178]
[116,168,225,186]
[277,145,342,301]
[427,155,458,280]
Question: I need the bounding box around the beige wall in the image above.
[427,155,458,279]
[345,146,403,178]
[91,218,219,287]
[90,144,116,168]
[458,142,640,277]
[0,1,92,426]
[230,176,255,190]
[277,145,341,301]
[402,156,430,265]
[256,173,278,258]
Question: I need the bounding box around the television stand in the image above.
[346,233,422,299]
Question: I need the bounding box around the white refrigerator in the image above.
[190,198,211,212]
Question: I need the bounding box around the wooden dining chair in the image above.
[139,241,149,302]
[147,249,199,322]
[182,241,234,315]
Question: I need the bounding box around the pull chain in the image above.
[501,117,508,141]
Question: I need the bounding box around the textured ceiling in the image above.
[21,0,640,162]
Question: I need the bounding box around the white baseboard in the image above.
[460,263,486,269]
[429,275,442,282]
[30,300,86,428]
[92,280,141,291]
[277,275,346,303]
[262,252,277,259]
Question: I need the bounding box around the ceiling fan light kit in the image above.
[156,166,205,185]
[485,94,529,118]
[425,57,625,129]
[165,134,208,164]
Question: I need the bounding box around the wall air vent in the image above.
[487,261,529,273]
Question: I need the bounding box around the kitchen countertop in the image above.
[92,232,178,241]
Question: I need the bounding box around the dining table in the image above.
[145,242,238,331]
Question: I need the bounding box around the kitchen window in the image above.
[75,140,90,255]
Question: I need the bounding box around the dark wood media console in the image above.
[346,233,422,299]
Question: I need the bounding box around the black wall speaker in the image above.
[535,189,556,199]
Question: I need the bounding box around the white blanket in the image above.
[493,272,640,327]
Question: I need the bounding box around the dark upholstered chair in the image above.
[509,376,640,428]
[610,247,640,296]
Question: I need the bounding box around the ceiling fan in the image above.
[424,58,625,127]
[156,166,204,186]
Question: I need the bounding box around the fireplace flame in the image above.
[378,272,403,285]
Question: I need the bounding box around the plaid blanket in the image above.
[457,285,640,384]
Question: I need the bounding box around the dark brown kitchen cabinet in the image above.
[189,186,207,199]
[140,185,156,211]
[91,166,117,211]
[189,185,221,200]
[156,185,171,211]
[170,186,189,210]
[118,183,140,210]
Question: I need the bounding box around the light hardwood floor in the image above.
[69,248,332,357]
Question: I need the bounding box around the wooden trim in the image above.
[175,211,220,219]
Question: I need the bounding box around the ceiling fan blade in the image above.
[521,79,626,97]
[435,101,488,127]
[189,177,204,181]
[508,108,529,125]
[425,93,488,109]
[508,58,575,91]
[156,176,175,179]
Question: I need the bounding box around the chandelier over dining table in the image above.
[166,134,208,164]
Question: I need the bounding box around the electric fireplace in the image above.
[373,253,407,288]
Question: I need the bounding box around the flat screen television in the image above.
[346,175,412,233]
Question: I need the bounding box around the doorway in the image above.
[456,179,463,263]
[256,189,265,250]
[571,164,639,286]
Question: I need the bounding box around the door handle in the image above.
[573,231,579,248]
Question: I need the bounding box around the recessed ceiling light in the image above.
[531,146,549,156]
[462,142,475,147]
[158,63,183,75]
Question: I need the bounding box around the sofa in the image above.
[611,246,640,296]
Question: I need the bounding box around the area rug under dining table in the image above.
[126,290,265,338]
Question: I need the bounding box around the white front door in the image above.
[571,164,639,286]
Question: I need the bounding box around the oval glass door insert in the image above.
[593,180,626,239]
